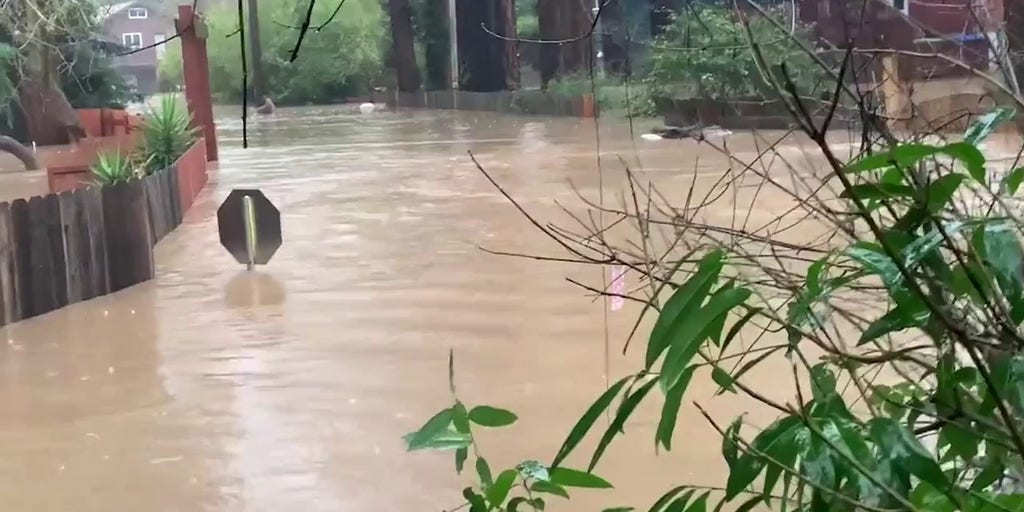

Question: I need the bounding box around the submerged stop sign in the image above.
[217,189,282,265]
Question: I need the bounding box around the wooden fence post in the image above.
[0,202,17,325]
[103,179,154,292]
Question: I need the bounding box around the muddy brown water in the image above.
[0,105,950,511]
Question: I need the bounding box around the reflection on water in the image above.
[0,104,850,510]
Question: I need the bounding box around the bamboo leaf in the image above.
[469,405,518,427]
[964,106,1015,145]
[869,417,949,490]
[726,415,802,500]
[660,288,752,392]
[454,446,468,473]
[477,457,494,488]
[657,366,697,451]
[530,481,570,499]
[453,402,471,433]
[551,376,631,468]
[549,467,613,489]
[662,491,695,512]
[403,408,457,451]
[720,307,760,354]
[684,492,710,512]
[1003,167,1024,195]
[646,250,724,368]
[516,460,550,482]
[923,173,965,213]
[649,487,691,512]
[840,182,915,201]
[487,470,518,507]
[590,378,660,471]
[464,487,487,512]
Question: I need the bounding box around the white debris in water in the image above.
[641,133,662,141]
[45,371,59,378]
[348,397,358,405]
[149,456,184,465]
[79,376,90,382]
[86,433,101,440]
[359,103,376,114]
[103,310,108,316]
[130,309,135,315]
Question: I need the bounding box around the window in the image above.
[127,7,148,19]
[122,32,143,49]
[154,33,166,58]
[890,0,909,14]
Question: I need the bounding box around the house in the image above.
[101,1,176,96]
[798,0,1006,80]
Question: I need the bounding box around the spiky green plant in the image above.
[138,94,197,174]
[90,150,137,186]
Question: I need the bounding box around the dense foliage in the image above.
[137,95,196,173]
[200,0,386,105]
[60,40,141,108]
[405,104,1024,511]
[645,6,826,100]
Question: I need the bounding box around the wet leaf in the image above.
[477,457,494,488]
[488,470,518,507]
[938,422,978,461]
[964,106,1015,145]
[530,481,570,499]
[847,242,900,289]
[590,378,659,470]
[549,467,613,489]
[469,406,518,427]
[662,491,695,512]
[869,417,948,489]
[660,288,752,392]
[733,496,764,512]
[404,429,471,451]
[722,418,742,468]
[684,492,710,512]
[657,365,697,450]
[844,144,940,173]
[602,508,635,512]
[971,456,1004,491]
[516,460,550,482]
[404,407,453,450]
[922,174,965,213]
[455,447,468,473]
[647,250,724,368]
[551,376,631,468]
[942,141,988,184]
[802,435,835,490]
[840,182,915,201]
[507,497,529,512]
[1004,167,1024,195]
[981,223,1024,303]
[761,419,802,497]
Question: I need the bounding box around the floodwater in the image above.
[0,105,993,511]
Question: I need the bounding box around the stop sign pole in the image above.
[242,195,257,271]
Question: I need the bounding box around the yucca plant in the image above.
[90,150,138,186]
[138,94,197,174]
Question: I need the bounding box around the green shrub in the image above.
[90,150,137,186]
[645,6,826,100]
[137,94,196,174]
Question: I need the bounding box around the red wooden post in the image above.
[178,4,219,162]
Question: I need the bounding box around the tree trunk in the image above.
[455,0,519,91]
[246,0,267,101]
[420,0,453,90]
[538,0,591,88]
[18,74,83,146]
[0,135,38,170]
[388,0,422,93]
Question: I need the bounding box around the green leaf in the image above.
[722,418,742,468]
[720,307,760,354]
[1003,167,1024,195]
[464,487,488,512]
[403,407,454,450]
[404,429,472,451]
[453,402,471,433]
[711,366,736,394]
[660,288,752,392]
[551,376,631,468]
[964,106,1015,145]
[530,481,570,499]
[649,487,691,512]
[869,417,948,489]
[662,491,695,512]
[469,406,518,427]
[602,508,635,512]
[549,467,613,489]
[971,456,1004,491]
[844,143,940,173]
[859,303,929,344]
[590,378,660,470]
[488,470,518,506]
[923,173,965,213]
[683,492,710,512]
[847,242,900,290]
[507,497,529,512]
[938,422,979,461]
[646,250,724,368]
[657,365,697,450]
[942,141,988,184]
[840,182,915,201]
[477,457,494,488]
[455,447,468,473]
[733,496,764,512]
[726,415,802,500]
[981,223,1024,303]
[516,460,550,482]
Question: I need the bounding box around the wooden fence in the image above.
[0,140,209,326]
[390,90,597,118]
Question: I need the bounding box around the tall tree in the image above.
[246,0,267,101]
[388,0,422,92]
[538,0,590,87]
[456,0,519,91]
[415,0,453,90]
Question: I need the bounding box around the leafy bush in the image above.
[546,72,656,117]
[90,150,138,186]
[405,106,1024,511]
[204,0,386,105]
[60,40,141,108]
[137,94,196,173]
[157,42,183,92]
[645,6,826,100]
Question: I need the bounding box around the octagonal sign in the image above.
[217,189,282,265]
